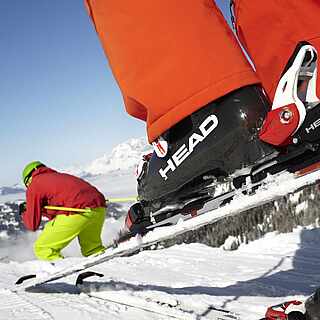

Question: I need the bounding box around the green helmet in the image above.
[22,161,45,186]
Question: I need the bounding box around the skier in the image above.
[20,161,106,261]
[84,1,320,233]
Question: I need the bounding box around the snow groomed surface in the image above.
[14,166,320,291]
[0,227,319,319]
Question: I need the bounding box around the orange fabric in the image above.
[234,0,320,101]
[85,0,259,142]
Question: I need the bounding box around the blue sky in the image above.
[0,0,230,186]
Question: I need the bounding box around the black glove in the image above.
[18,202,27,216]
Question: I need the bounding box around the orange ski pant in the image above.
[85,0,259,142]
[85,1,320,141]
[234,0,320,101]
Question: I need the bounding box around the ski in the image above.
[13,160,320,291]
[84,292,234,320]
[75,271,240,320]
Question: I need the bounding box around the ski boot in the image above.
[260,42,320,147]
[264,300,306,320]
[257,43,320,176]
[263,286,320,320]
[126,43,320,235]
[125,202,152,236]
[124,84,278,234]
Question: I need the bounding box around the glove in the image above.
[18,202,27,216]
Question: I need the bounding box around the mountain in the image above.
[0,184,24,196]
[68,137,152,177]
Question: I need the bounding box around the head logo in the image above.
[159,115,218,180]
[305,117,320,134]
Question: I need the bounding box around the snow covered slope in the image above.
[0,227,319,319]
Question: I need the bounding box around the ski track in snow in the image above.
[0,289,54,320]
[0,285,168,320]
[1,227,320,319]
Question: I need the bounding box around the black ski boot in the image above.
[126,43,320,232]
[125,202,152,236]
[134,84,277,224]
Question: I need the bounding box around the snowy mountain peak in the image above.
[83,137,151,176]
[0,184,25,196]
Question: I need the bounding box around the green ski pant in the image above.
[34,207,106,261]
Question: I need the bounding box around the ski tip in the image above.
[15,274,37,285]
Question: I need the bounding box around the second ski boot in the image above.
[263,286,320,320]
[264,300,306,320]
[260,43,320,147]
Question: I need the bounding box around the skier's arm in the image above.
[22,188,43,231]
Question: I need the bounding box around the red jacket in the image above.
[22,167,106,231]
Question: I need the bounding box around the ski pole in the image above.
[44,206,92,213]
[44,196,138,213]
[106,196,138,203]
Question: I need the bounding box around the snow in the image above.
[85,138,151,174]
[86,170,137,200]
[0,231,10,240]
[0,192,25,204]
[296,201,308,214]
[66,137,151,177]
[222,236,240,251]
[1,139,320,319]
[0,227,319,319]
